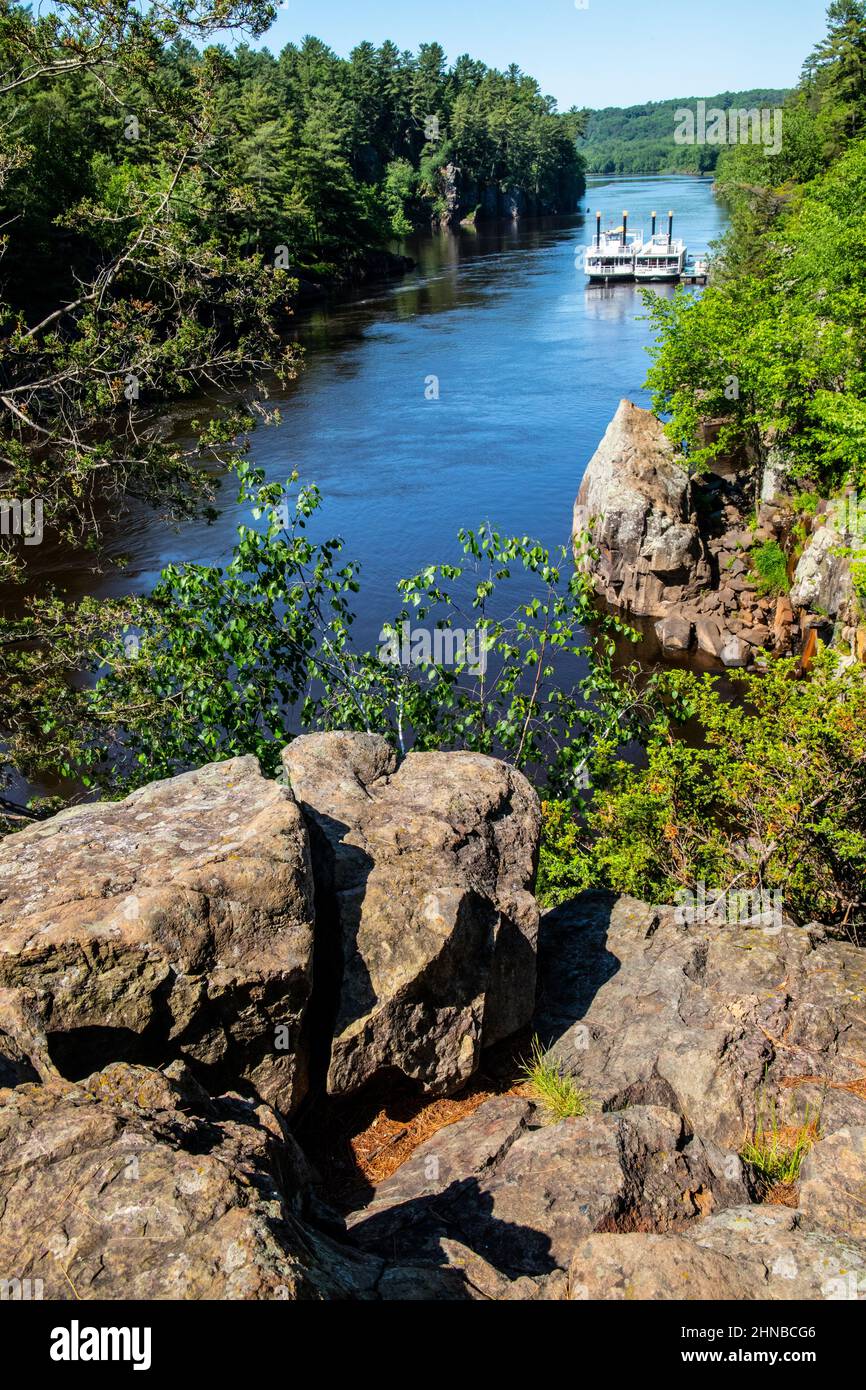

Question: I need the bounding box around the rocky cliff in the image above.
[573,400,863,669]
[0,738,864,1300]
[433,162,580,229]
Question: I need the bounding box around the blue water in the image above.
[79,175,727,652]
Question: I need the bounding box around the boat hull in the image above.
[585,271,635,283]
[634,269,682,282]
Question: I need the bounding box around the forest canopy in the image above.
[0,3,585,581]
[580,89,789,173]
[645,0,866,499]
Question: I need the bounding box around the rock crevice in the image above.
[281,732,540,1098]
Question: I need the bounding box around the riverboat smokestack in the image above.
[596,211,601,247]
[668,210,674,245]
[651,210,657,236]
[621,210,628,246]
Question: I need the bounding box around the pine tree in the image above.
[803,0,866,148]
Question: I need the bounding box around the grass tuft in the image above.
[740,1095,819,1199]
[520,1035,591,1122]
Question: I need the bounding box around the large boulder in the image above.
[655,614,693,652]
[719,632,751,668]
[573,399,712,618]
[0,758,316,1116]
[536,893,866,1149]
[282,733,541,1098]
[789,521,854,619]
[0,1063,381,1300]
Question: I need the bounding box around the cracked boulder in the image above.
[0,759,316,1116]
[282,733,541,1098]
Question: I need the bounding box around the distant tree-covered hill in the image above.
[580,90,790,173]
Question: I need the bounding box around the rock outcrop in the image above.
[787,495,866,664]
[0,1063,344,1300]
[537,893,866,1146]
[0,740,547,1301]
[2,749,865,1301]
[568,1206,866,1300]
[0,1061,478,1300]
[573,399,712,620]
[790,522,852,616]
[433,165,575,228]
[282,732,540,1098]
[573,400,811,668]
[0,758,316,1116]
[799,1125,866,1240]
[339,890,866,1297]
[350,1099,749,1278]
[0,739,542,1114]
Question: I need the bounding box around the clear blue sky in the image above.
[256,0,831,109]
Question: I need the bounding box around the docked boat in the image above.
[583,210,643,283]
[634,211,687,281]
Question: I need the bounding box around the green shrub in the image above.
[536,800,596,908]
[538,656,866,941]
[792,490,821,518]
[751,539,790,597]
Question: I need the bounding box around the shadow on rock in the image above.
[533,890,621,1051]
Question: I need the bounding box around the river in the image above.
[37,175,728,656]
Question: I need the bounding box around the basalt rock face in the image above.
[0,989,47,1087]
[0,742,547,1302]
[790,519,856,625]
[437,162,462,227]
[0,758,317,1116]
[434,165,576,228]
[573,401,803,668]
[567,1207,866,1300]
[4,751,866,1301]
[349,1099,749,1279]
[537,893,866,1148]
[783,497,866,671]
[799,1126,866,1241]
[282,732,541,1099]
[573,399,712,620]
